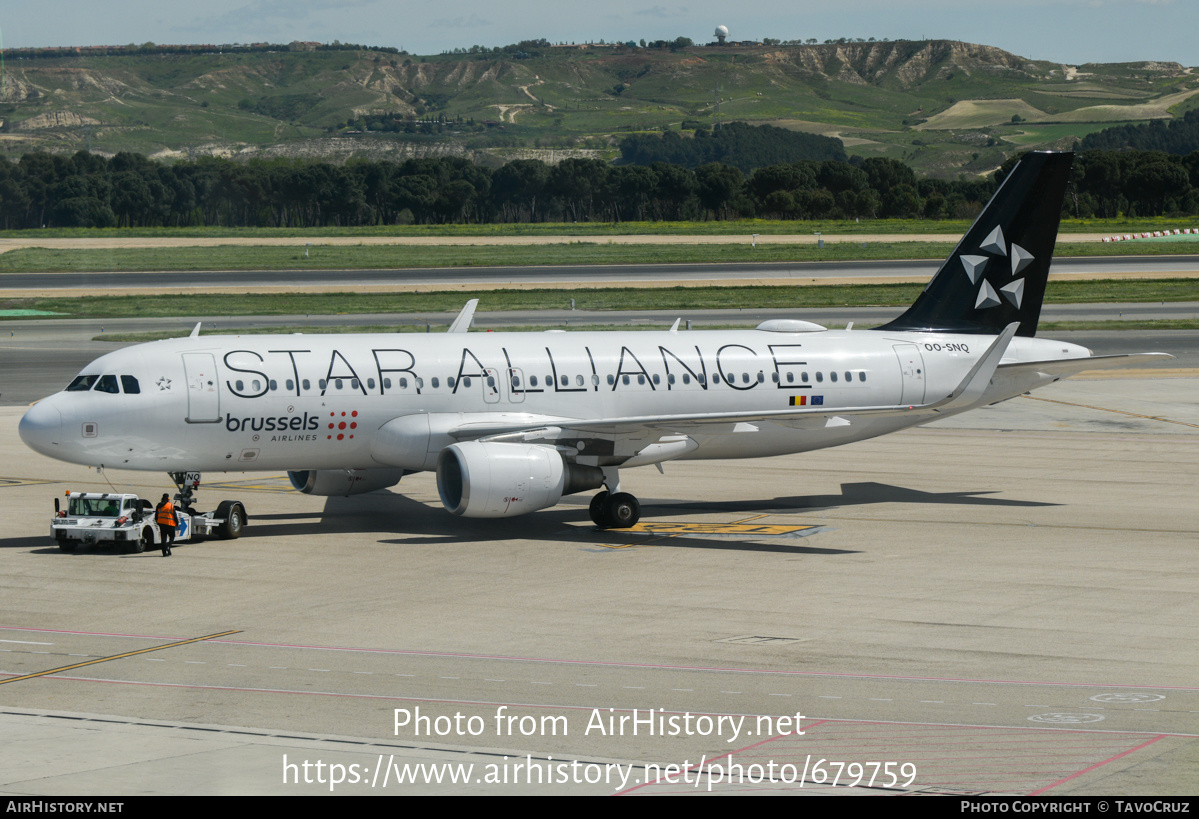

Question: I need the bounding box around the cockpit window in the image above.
[94,375,120,394]
[120,375,141,395]
[66,375,98,392]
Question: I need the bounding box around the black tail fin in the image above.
[875,151,1073,337]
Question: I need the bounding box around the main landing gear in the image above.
[588,468,641,529]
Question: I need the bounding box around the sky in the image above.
[0,0,1194,66]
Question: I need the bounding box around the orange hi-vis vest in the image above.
[156,500,176,527]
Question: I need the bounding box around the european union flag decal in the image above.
[812,396,824,406]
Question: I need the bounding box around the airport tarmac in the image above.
[1,372,1196,795]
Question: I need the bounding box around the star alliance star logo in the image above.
[962,225,1032,311]
[157,377,172,391]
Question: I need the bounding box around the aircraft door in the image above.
[892,344,926,405]
[507,367,525,404]
[182,352,221,423]
[482,368,501,404]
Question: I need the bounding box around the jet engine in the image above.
[287,468,407,496]
[436,441,603,518]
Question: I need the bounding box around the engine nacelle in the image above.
[287,468,406,496]
[436,442,603,518]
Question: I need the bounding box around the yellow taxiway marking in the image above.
[0,477,58,488]
[1020,394,1199,429]
[595,519,822,549]
[0,629,241,687]
[622,522,821,536]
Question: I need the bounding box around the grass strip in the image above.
[7,279,1196,321]
[1,241,1198,274]
[1,217,1195,239]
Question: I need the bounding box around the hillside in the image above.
[0,40,1194,177]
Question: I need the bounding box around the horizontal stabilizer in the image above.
[997,352,1174,378]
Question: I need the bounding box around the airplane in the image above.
[18,151,1170,529]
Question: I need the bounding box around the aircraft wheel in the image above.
[604,492,641,528]
[216,501,246,540]
[588,491,610,527]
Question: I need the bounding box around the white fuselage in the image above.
[19,326,1090,474]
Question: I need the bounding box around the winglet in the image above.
[447,299,478,334]
[189,322,202,338]
[937,322,1019,411]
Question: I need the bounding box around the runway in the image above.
[2,254,1198,293]
[1,372,1196,794]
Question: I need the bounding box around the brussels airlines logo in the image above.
[226,412,320,433]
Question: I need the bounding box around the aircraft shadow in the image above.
[7,481,1050,556]
[237,497,854,555]
[651,481,1059,515]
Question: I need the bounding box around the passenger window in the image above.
[560,375,568,387]
[607,374,615,385]
[682,374,690,385]
[652,374,660,385]
[120,375,141,394]
[859,372,867,382]
[252,379,263,391]
[431,377,439,389]
[286,379,295,391]
[235,380,245,391]
[637,375,645,385]
[531,376,539,387]
[668,374,676,385]
[95,375,120,394]
[302,379,311,390]
[268,379,277,391]
[844,372,851,382]
[352,379,360,390]
[67,375,98,392]
[831,372,838,383]
[576,375,584,386]
[447,377,456,389]
[335,379,343,390]
[623,375,630,385]
[816,372,823,383]
[318,379,327,390]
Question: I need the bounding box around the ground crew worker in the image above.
[155,493,177,557]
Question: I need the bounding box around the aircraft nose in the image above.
[19,401,63,457]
